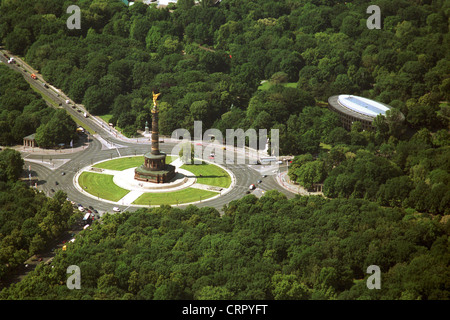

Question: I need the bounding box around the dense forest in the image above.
[1,0,448,147]
[288,133,450,215]
[0,148,81,282]
[0,64,78,148]
[1,193,449,300]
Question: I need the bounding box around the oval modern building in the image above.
[328,95,403,130]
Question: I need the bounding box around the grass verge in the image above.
[181,163,231,188]
[29,81,96,134]
[92,156,177,171]
[99,114,113,124]
[132,187,218,206]
[99,114,125,135]
[78,172,129,202]
[70,115,96,135]
[29,81,60,108]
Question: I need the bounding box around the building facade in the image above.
[23,134,37,148]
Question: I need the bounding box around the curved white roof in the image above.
[338,95,390,118]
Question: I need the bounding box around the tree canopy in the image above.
[1,193,449,300]
[0,65,78,148]
[1,0,447,143]
[0,149,80,282]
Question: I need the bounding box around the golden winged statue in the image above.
[152,91,161,107]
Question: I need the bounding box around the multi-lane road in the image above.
[1,48,296,214]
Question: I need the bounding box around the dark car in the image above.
[55,181,58,185]
[50,188,55,192]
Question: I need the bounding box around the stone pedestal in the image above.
[134,152,176,183]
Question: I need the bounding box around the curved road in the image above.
[1,48,297,214]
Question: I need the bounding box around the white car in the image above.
[249,184,256,190]
[113,207,120,212]
[78,206,84,212]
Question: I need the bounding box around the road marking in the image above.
[25,158,71,170]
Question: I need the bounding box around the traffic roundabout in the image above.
[73,155,235,208]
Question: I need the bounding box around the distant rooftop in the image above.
[338,95,390,117]
[23,133,36,140]
[337,95,391,118]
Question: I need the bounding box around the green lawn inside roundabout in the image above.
[78,172,130,202]
[132,188,219,206]
[92,155,177,171]
[180,163,232,188]
[76,156,233,207]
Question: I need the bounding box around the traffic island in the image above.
[74,155,234,208]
